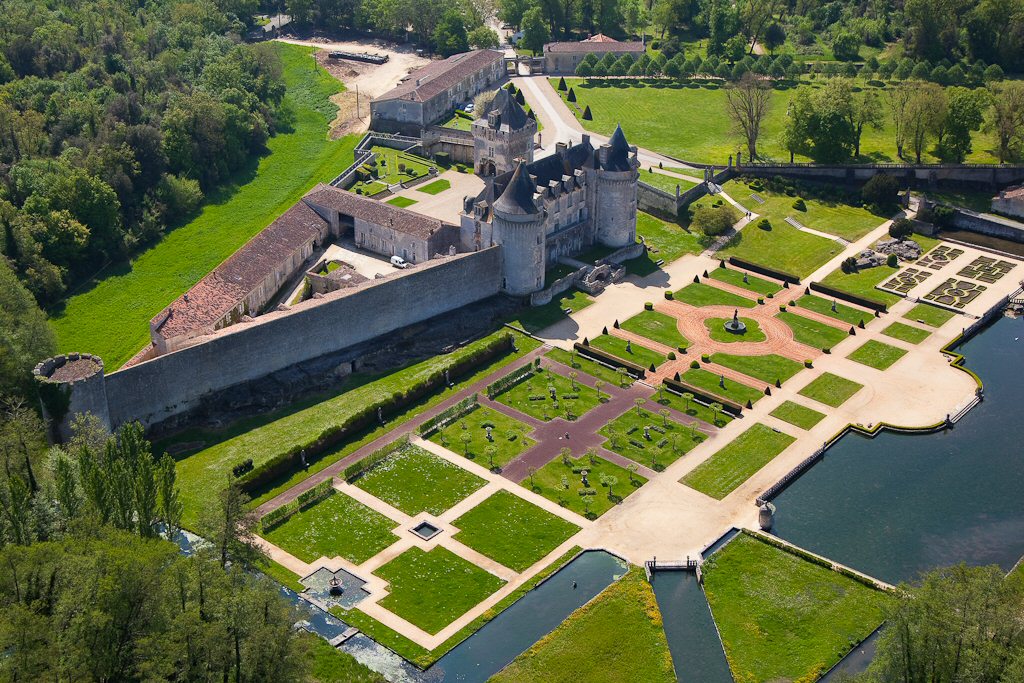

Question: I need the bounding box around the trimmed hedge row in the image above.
[237,334,515,493]
[486,364,535,399]
[728,256,799,285]
[260,480,335,532]
[809,281,887,313]
[343,434,411,482]
[418,394,479,437]
[662,378,743,417]
[574,342,646,379]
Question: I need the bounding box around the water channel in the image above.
[650,571,733,683]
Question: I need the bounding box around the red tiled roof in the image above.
[1001,185,1024,199]
[374,50,504,103]
[544,35,645,54]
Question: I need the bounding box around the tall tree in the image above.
[725,73,772,161]
[990,82,1024,163]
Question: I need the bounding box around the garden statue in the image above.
[719,373,726,388]
[724,309,747,334]
[486,426,493,442]
[626,339,632,353]
[832,299,838,312]
[581,469,589,487]
[643,425,651,440]
[743,272,749,284]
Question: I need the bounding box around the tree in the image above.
[568,370,578,390]
[862,174,901,212]
[560,446,572,466]
[616,366,630,387]
[906,83,946,163]
[781,89,813,162]
[990,82,1024,163]
[682,392,694,413]
[725,73,772,160]
[484,445,498,470]
[527,466,537,490]
[692,204,739,236]
[890,217,914,240]
[939,87,985,161]
[626,463,638,483]
[520,7,549,54]
[433,11,469,57]
[594,379,605,400]
[634,397,647,415]
[764,23,786,54]
[847,86,885,158]
[599,473,619,499]
[659,408,671,426]
[887,85,915,159]
[831,32,861,61]
[710,402,724,425]
[468,26,500,49]
[0,259,56,398]
[460,430,473,455]
[200,476,264,570]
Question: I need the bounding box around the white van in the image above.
[390,255,409,269]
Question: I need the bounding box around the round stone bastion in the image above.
[34,353,110,442]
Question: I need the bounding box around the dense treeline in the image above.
[0,0,287,306]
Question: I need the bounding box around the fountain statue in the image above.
[724,309,747,335]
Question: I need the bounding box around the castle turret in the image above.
[492,162,545,295]
[591,124,640,248]
[472,88,538,177]
[34,353,111,442]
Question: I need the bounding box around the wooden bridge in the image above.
[644,557,699,580]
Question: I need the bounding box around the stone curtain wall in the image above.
[950,209,1024,244]
[737,163,1024,188]
[104,249,503,428]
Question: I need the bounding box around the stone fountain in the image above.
[724,309,747,335]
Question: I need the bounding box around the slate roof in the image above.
[601,124,633,172]
[374,50,503,104]
[304,184,445,238]
[544,34,645,54]
[481,88,530,132]
[493,162,540,216]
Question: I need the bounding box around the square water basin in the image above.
[411,521,441,541]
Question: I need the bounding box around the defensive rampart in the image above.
[736,162,1024,188]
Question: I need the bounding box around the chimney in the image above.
[555,141,567,155]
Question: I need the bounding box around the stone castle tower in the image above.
[588,124,640,248]
[34,353,111,441]
[472,88,537,177]
[491,162,545,295]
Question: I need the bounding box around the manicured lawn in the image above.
[704,533,891,682]
[367,145,432,185]
[626,212,703,276]
[452,491,580,572]
[588,334,667,370]
[620,310,689,349]
[375,546,506,634]
[882,321,932,344]
[776,311,849,350]
[653,388,733,427]
[708,267,783,295]
[262,491,398,564]
[440,111,473,130]
[681,423,795,499]
[639,168,698,194]
[509,289,593,334]
[385,196,417,207]
[169,330,536,528]
[770,400,826,430]
[796,294,870,326]
[546,347,636,388]
[704,316,766,343]
[710,353,804,385]
[599,407,706,471]
[354,444,486,516]
[904,302,956,327]
[495,365,601,422]
[50,43,360,369]
[798,372,864,407]
[818,234,940,307]
[682,368,765,406]
[673,282,756,308]
[719,220,843,279]
[526,453,646,519]
[418,178,451,195]
[491,568,676,683]
[429,405,534,470]
[847,339,908,370]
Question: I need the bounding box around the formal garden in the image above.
[599,405,706,471]
[818,234,941,307]
[847,339,909,370]
[494,364,602,421]
[524,451,647,519]
[798,372,865,407]
[770,400,827,430]
[682,423,796,499]
[776,310,850,349]
[428,405,535,470]
[674,281,757,308]
[620,310,690,349]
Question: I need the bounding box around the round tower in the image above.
[594,124,640,248]
[492,162,546,296]
[33,353,111,442]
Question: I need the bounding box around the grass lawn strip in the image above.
[903,302,956,327]
[708,267,783,295]
[681,423,795,499]
[682,368,764,406]
[704,316,766,343]
[620,310,689,349]
[710,353,803,384]
[429,405,534,469]
[418,178,452,195]
[546,348,635,388]
[509,289,593,334]
[385,196,417,207]
[652,388,733,427]
[673,282,756,309]
[589,334,666,369]
[626,212,703,276]
[796,294,870,325]
[491,568,675,683]
[527,453,646,519]
[639,168,698,194]
[882,321,932,344]
[262,491,398,564]
[600,407,706,471]
[495,365,601,422]
[354,444,486,516]
[719,220,842,278]
[798,372,864,407]
[776,311,849,350]
[769,400,826,430]
[704,533,891,682]
[847,339,908,370]
[375,546,506,635]
[452,491,580,572]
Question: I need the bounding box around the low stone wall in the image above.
[529,267,585,306]
[422,125,475,165]
[737,162,1024,189]
[949,208,1024,244]
[329,132,424,189]
[637,168,733,218]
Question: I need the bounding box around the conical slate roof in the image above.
[486,88,530,131]
[601,123,632,171]
[493,161,539,216]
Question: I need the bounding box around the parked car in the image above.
[390,255,409,269]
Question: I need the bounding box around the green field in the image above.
[418,178,451,195]
[355,444,486,516]
[903,302,957,327]
[708,267,783,295]
[546,347,636,388]
[704,316,766,343]
[452,491,580,572]
[620,310,689,349]
[776,311,850,350]
[353,146,432,191]
[51,43,360,369]
[491,568,675,683]
[495,366,601,422]
[304,632,386,683]
[653,388,734,427]
[639,169,698,194]
[704,534,891,682]
[429,405,534,470]
[710,353,804,385]
[375,546,505,634]
[262,491,397,564]
[673,282,757,308]
[847,339,908,370]
[588,334,667,370]
[509,289,594,334]
[682,368,764,406]
[770,400,827,430]
[818,235,940,307]
[798,372,864,407]
[386,196,417,207]
[719,220,843,278]
[882,321,932,344]
[627,212,704,276]
[796,294,870,325]
[526,453,646,518]
[599,407,706,471]
[682,423,795,499]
